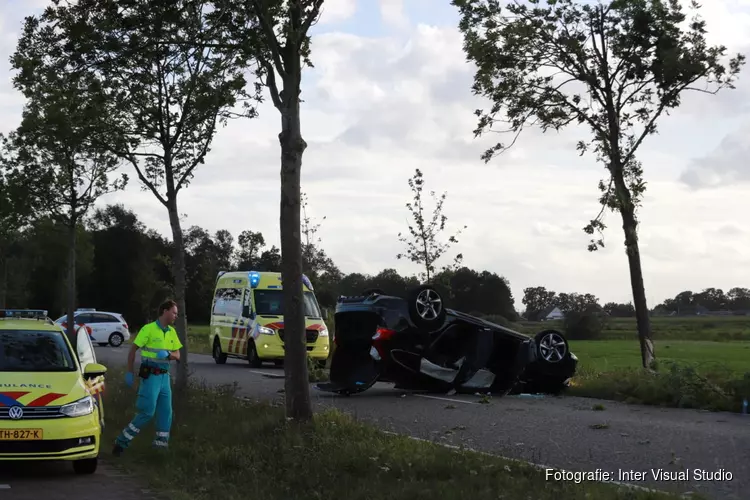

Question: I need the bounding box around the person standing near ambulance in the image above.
[112,299,183,456]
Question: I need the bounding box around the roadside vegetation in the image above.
[101,367,688,500]
[569,362,750,414]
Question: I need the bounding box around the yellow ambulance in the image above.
[209,271,330,368]
[0,309,107,474]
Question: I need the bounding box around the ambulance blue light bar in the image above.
[302,274,313,290]
[0,309,49,320]
[249,272,261,288]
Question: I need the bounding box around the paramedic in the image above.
[112,299,183,456]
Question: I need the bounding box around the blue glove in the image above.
[156,350,170,360]
[125,372,134,387]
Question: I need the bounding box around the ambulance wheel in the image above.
[212,338,227,364]
[73,457,98,475]
[246,340,262,368]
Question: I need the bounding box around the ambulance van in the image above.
[209,271,330,368]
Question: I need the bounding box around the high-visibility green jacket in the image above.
[133,320,183,366]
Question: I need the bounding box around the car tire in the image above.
[108,332,124,347]
[73,457,98,475]
[407,284,446,329]
[534,329,569,365]
[213,338,227,364]
[246,340,262,368]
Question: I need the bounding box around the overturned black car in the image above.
[315,285,577,396]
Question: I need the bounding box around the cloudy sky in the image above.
[1,0,749,310]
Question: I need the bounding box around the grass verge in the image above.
[569,361,750,413]
[101,367,687,500]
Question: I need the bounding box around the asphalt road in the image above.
[0,455,165,499]
[95,347,749,500]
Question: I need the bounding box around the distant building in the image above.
[540,305,565,321]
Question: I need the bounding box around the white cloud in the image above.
[680,120,750,188]
[379,0,410,30]
[1,2,750,311]
[317,0,357,24]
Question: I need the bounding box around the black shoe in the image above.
[112,444,124,457]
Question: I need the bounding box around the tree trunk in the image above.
[166,199,189,393]
[65,222,77,342]
[279,102,313,422]
[0,245,7,309]
[619,203,655,369]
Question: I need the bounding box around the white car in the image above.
[55,309,131,347]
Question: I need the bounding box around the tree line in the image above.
[522,286,750,320]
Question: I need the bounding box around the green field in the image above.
[185,324,212,355]
[569,340,749,374]
[512,315,750,341]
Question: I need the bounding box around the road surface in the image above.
[95,347,748,500]
[0,460,165,499]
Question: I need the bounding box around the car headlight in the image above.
[60,396,94,417]
[258,326,275,335]
[319,328,328,337]
[570,352,578,361]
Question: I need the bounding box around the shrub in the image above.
[570,361,750,413]
[563,312,604,340]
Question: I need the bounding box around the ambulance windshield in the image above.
[0,330,78,372]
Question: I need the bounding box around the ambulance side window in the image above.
[223,288,243,317]
[212,288,227,316]
[242,289,254,318]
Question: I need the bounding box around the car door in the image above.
[76,325,105,426]
[76,324,97,368]
[85,313,109,344]
[72,312,96,340]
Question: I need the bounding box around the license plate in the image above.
[0,429,43,440]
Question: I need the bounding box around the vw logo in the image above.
[8,406,24,420]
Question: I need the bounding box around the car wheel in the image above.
[73,457,98,475]
[534,330,569,364]
[407,285,447,329]
[246,340,262,368]
[213,338,227,364]
[108,332,124,347]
